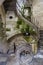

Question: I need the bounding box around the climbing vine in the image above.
[0,21,5,39]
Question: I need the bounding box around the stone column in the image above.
[0,4,8,53]
[32,43,38,54]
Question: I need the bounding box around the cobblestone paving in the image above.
[0,37,43,65]
[0,53,43,65]
[6,55,43,65]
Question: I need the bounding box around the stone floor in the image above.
[0,36,43,65]
[0,54,43,65]
[0,51,43,65]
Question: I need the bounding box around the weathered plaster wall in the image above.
[32,0,43,29]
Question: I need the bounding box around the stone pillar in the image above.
[32,43,38,54]
[0,4,8,53]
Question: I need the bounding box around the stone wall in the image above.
[32,0,43,29]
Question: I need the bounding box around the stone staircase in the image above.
[39,30,43,52]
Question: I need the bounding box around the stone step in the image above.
[40,37,43,38]
[40,35,43,36]
[39,39,43,41]
[39,34,43,35]
[0,56,7,62]
[40,35,43,37]
[0,62,7,65]
[40,30,43,32]
[40,34,43,36]
[39,41,43,43]
[40,33,43,35]
[39,45,43,47]
[34,53,43,58]
[39,31,43,34]
[40,33,43,34]
[39,46,43,48]
[40,37,43,39]
[39,30,43,32]
[40,45,43,48]
[39,38,43,40]
[40,39,43,42]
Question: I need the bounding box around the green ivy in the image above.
[16,18,36,35]
[6,28,11,31]
[0,21,5,39]
[16,19,23,29]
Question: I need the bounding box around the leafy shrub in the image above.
[6,28,11,31]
